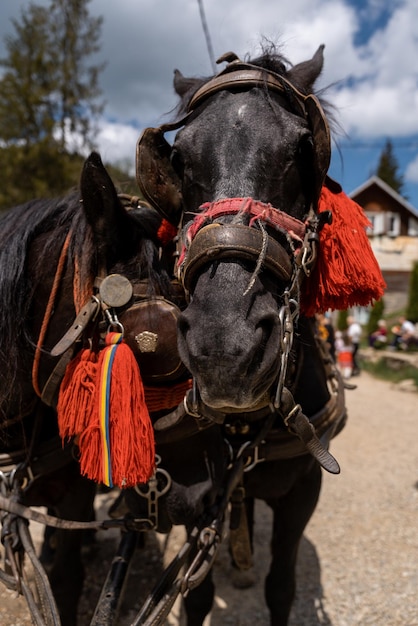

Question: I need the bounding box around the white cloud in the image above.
[405,155,418,184]
[95,121,139,172]
[1,0,418,204]
[331,77,418,138]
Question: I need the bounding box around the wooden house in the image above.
[350,176,418,313]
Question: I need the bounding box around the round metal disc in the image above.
[99,274,133,308]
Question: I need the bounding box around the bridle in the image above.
[175,193,342,474]
[178,197,325,397]
[152,56,342,474]
[135,52,331,225]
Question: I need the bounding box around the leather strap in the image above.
[229,485,253,570]
[188,66,307,118]
[41,347,75,407]
[182,223,293,290]
[50,297,100,357]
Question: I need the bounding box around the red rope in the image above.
[178,197,306,267]
[32,231,72,397]
[144,379,192,413]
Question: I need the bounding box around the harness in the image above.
[0,54,348,625]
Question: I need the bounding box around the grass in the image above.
[361,357,418,388]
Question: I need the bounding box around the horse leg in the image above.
[45,471,96,626]
[265,461,322,626]
[230,495,256,588]
[183,568,214,626]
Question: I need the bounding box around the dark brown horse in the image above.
[0,153,193,625]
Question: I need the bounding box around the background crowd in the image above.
[317,312,418,379]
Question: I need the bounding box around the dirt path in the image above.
[1,371,417,625]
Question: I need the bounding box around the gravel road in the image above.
[1,371,417,625]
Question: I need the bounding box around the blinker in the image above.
[99,274,133,308]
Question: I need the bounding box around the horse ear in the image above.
[135,70,206,225]
[173,69,202,97]
[287,46,331,204]
[287,45,325,94]
[81,152,131,261]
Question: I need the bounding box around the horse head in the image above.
[136,45,332,415]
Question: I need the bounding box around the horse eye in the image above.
[298,135,314,159]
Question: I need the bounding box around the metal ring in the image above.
[106,321,125,336]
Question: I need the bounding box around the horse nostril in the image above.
[255,314,276,347]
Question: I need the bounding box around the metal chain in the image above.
[273,284,300,410]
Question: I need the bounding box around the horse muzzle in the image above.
[177,215,299,411]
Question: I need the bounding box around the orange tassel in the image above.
[57,347,98,439]
[157,219,178,246]
[57,334,155,488]
[79,332,155,488]
[300,185,386,316]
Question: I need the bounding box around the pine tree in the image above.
[0,0,105,208]
[0,4,55,146]
[48,0,105,150]
[0,0,104,152]
[376,139,404,195]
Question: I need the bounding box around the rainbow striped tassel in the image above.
[98,332,123,487]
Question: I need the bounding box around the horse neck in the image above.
[292,316,331,417]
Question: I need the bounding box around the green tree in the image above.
[0,4,55,146]
[375,139,404,195]
[48,0,105,150]
[406,262,418,323]
[0,0,105,209]
[0,0,104,152]
[366,298,385,337]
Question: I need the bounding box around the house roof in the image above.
[350,175,418,219]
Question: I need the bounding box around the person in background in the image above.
[335,329,353,378]
[391,316,416,349]
[369,319,387,349]
[324,313,336,361]
[317,313,336,361]
[347,316,362,376]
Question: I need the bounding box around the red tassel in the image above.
[79,333,155,488]
[300,185,386,316]
[157,219,178,246]
[57,348,98,439]
[57,334,155,488]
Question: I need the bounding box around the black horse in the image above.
[134,43,383,626]
[0,43,383,626]
[0,153,223,625]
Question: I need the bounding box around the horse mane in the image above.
[0,193,84,413]
[0,189,168,417]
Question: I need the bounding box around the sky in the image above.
[1,0,418,209]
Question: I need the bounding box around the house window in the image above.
[387,213,400,237]
[408,217,418,236]
[366,212,384,235]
